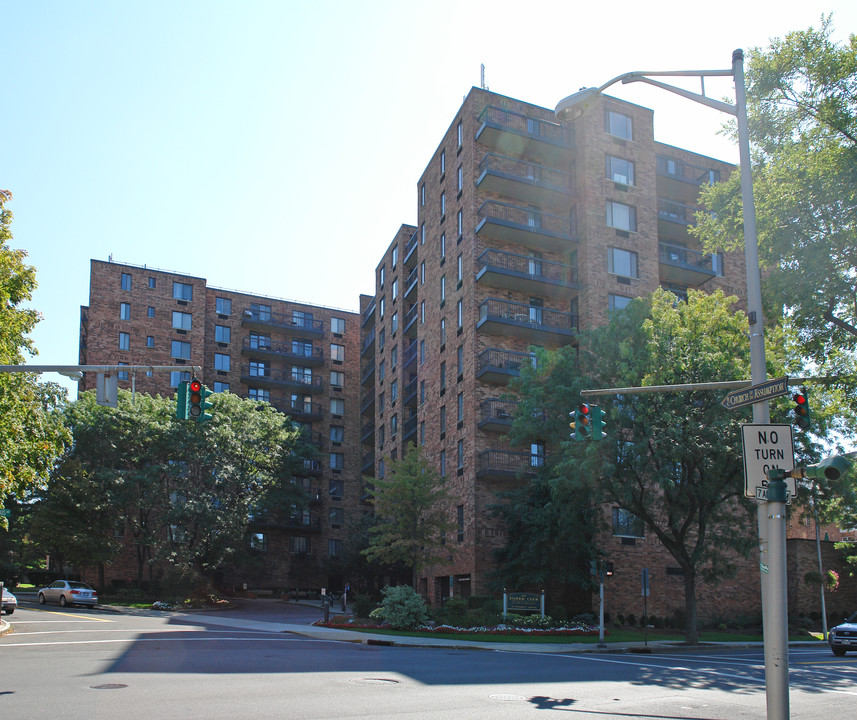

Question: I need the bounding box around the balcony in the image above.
[362,299,376,329]
[403,303,419,337]
[478,398,519,432]
[476,449,542,481]
[659,242,719,286]
[361,390,375,416]
[403,230,419,268]
[477,298,576,342]
[476,200,576,254]
[476,153,572,208]
[241,308,324,335]
[403,414,418,441]
[403,340,418,369]
[404,266,419,300]
[274,398,323,421]
[403,377,418,407]
[476,348,537,385]
[241,366,324,392]
[656,155,721,203]
[241,338,324,365]
[361,450,375,474]
[361,361,375,386]
[361,327,376,357]
[301,459,322,476]
[658,198,698,242]
[300,430,323,448]
[283,517,322,533]
[476,106,570,164]
[361,420,375,445]
[476,248,578,298]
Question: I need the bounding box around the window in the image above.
[119,302,130,320]
[420,183,426,206]
[172,281,193,301]
[613,508,645,538]
[289,536,310,554]
[420,261,426,285]
[250,333,271,350]
[378,359,385,382]
[419,421,425,445]
[329,477,344,500]
[292,339,312,356]
[440,191,446,217]
[121,273,132,291]
[328,539,343,557]
[530,442,545,467]
[457,165,463,192]
[457,299,463,328]
[390,413,398,436]
[457,392,464,422]
[440,233,446,259]
[146,335,154,347]
[378,328,386,349]
[457,345,464,376]
[440,318,446,345]
[457,209,463,237]
[440,449,447,477]
[249,359,269,377]
[330,453,344,471]
[147,306,155,318]
[456,120,463,148]
[378,422,385,446]
[172,311,192,330]
[329,426,344,443]
[457,254,463,283]
[249,532,267,551]
[213,381,229,393]
[391,245,398,267]
[214,353,230,372]
[119,332,130,350]
[420,300,425,324]
[379,266,385,287]
[331,317,345,334]
[331,343,345,361]
[440,361,446,390]
[330,370,344,388]
[711,252,725,277]
[378,458,385,479]
[330,398,344,415]
[609,294,633,312]
[390,379,398,403]
[118,362,129,381]
[169,524,187,543]
[607,247,639,278]
[248,387,270,402]
[440,275,446,302]
[215,325,231,343]
[606,200,636,232]
[440,406,447,434]
[440,150,446,175]
[391,311,398,334]
[419,339,425,364]
[419,379,425,404]
[390,345,397,369]
[420,223,425,245]
[170,370,190,387]
[457,505,464,542]
[148,277,156,289]
[379,297,385,318]
[292,365,313,384]
[292,309,313,328]
[457,439,464,469]
[216,297,232,315]
[392,278,398,301]
[248,303,270,322]
[606,110,633,140]
[606,155,635,185]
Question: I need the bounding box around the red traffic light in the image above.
[793,393,806,406]
[579,403,591,426]
[190,379,202,393]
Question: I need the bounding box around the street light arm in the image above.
[621,76,736,116]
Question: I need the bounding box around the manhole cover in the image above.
[489,694,526,702]
[350,678,400,686]
[90,684,128,690]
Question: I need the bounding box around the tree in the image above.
[0,189,69,515]
[511,290,769,643]
[363,443,455,588]
[692,17,857,374]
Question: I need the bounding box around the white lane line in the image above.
[2,636,312,648]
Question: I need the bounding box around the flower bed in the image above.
[312,619,600,637]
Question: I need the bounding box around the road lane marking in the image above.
[1,636,312,648]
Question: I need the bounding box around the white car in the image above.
[38,580,98,608]
[2,587,17,615]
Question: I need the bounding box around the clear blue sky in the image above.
[3,1,854,395]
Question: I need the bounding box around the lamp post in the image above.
[557,51,787,719]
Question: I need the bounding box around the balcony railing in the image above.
[403,414,418,440]
[476,248,578,296]
[658,242,719,286]
[361,361,375,386]
[361,421,375,444]
[361,327,376,356]
[478,398,519,430]
[403,303,419,336]
[361,451,375,473]
[361,391,375,415]
[242,366,324,391]
[478,298,577,338]
[656,155,720,187]
[476,348,537,384]
[300,430,323,447]
[404,266,419,299]
[477,153,572,205]
[277,398,323,419]
[476,200,575,253]
[241,308,324,334]
[241,338,324,364]
[657,198,698,226]
[301,459,322,475]
[477,106,570,160]
[476,449,543,479]
[404,230,419,267]
[403,340,418,369]
[403,377,418,406]
[362,299,376,329]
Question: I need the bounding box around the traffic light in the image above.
[591,405,606,440]
[792,390,810,431]
[176,381,190,420]
[188,378,214,423]
[575,403,592,441]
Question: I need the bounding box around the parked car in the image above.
[829,612,857,656]
[37,580,98,608]
[2,587,17,615]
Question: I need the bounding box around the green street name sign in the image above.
[722,376,790,410]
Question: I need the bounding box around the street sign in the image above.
[741,424,795,500]
[722,376,790,410]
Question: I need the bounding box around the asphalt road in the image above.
[2,597,856,719]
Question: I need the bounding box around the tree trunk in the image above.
[684,570,699,644]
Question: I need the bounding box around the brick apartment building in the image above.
[77,87,852,622]
[79,259,362,591]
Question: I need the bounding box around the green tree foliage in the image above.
[0,190,70,516]
[509,290,769,643]
[363,443,455,587]
[692,17,857,376]
[28,389,310,586]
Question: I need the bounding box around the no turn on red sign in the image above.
[741,424,796,500]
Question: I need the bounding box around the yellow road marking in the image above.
[28,607,112,622]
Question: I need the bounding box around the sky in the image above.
[3,0,855,396]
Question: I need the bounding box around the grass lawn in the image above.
[339,625,820,644]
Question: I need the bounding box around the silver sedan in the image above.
[38,580,99,608]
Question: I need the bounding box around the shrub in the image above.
[650,615,664,628]
[155,565,212,604]
[572,613,596,626]
[550,605,568,622]
[380,585,428,630]
[353,593,375,619]
[627,613,636,627]
[438,597,469,624]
